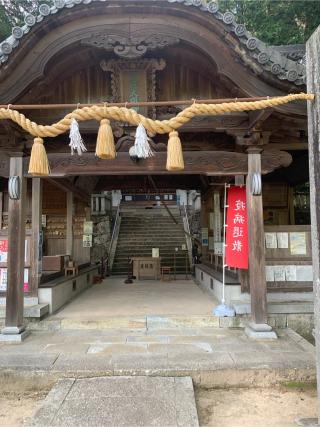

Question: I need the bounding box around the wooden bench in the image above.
[161,266,172,281]
[65,261,78,277]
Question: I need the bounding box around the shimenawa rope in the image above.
[0,93,314,175]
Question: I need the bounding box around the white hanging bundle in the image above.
[134,123,154,159]
[69,118,87,155]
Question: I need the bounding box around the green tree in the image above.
[218,0,320,44]
[0,4,11,40]
[0,0,49,39]
[0,0,319,44]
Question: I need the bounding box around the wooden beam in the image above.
[3,157,26,334]
[264,142,308,151]
[0,152,9,177]
[46,178,90,204]
[66,191,73,258]
[0,96,288,110]
[246,147,267,324]
[248,108,273,130]
[30,178,42,297]
[306,26,320,421]
[24,151,292,177]
[199,175,210,192]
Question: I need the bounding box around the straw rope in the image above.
[0,93,314,138]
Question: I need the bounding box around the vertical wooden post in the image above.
[66,191,74,258]
[288,186,295,225]
[307,26,320,421]
[235,175,250,293]
[0,192,3,230]
[30,178,42,297]
[2,157,26,335]
[246,147,267,325]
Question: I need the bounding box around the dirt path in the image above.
[0,393,44,427]
[196,386,317,427]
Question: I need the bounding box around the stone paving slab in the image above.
[0,353,58,369]
[0,327,315,389]
[27,376,199,427]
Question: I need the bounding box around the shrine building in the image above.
[0,0,313,340]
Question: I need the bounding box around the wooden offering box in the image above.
[131,257,161,280]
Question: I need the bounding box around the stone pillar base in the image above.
[0,326,30,342]
[245,322,277,339]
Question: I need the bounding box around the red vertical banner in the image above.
[225,186,249,269]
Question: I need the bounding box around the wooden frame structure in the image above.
[0,0,312,339]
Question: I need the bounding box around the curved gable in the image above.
[0,0,305,86]
[0,0,307,117]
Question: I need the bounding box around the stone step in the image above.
[118,229,184,234]
[0,303,49,319]
[118,228,184,232]
[114,251,188,257]
[119,228,184,231]
[116,245,187,249]
[29,315,219,331]
[117,236,186,240]
[112,270,189,275]
[27,376,199,427]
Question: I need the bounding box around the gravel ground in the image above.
[196,386,317,427]
[0,392,44,427]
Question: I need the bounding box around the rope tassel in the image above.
[95,119,116,159]
[166,130,184,171]
[134,123,154,159]
[28,137,50,176]
[69,118,87,155]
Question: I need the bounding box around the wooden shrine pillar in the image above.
[246,147,268,325]
[30,178,42,297]
[306,25,320,423]
[0,192,3,230]
[1,156,27,339]
[66,191,74,258]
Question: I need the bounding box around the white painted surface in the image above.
[195,267,248,305]
[38,268,98,314]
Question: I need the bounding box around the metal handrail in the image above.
[107,203,121,267]
[182,204,193,267]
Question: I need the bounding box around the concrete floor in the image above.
[52,277,217,319]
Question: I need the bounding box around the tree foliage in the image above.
[0,1,48,39]
[218,0,320,44]
[0,0,319,44]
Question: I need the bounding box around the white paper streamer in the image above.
[134,123,154,159]
[69,118,87,156]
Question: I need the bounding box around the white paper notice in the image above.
[265,233,278,249]
[214,242,223,255]
[152,248,159,258]
[285,265,297,281]
[273,266,286,281]
[290,232,307,255]
[0,268,7,291]
[265,266,275,282]
[277,232,289,249]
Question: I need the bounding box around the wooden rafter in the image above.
[46,178,90,204]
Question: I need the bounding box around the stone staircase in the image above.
[112,207,189,275]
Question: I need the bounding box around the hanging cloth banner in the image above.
[225,186,249,269]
